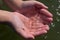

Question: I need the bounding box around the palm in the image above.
[14,12,50,37]
[13,1,53,36]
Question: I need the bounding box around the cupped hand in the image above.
[12,12,51,39]
[4,1,53,24]
[18,1,53,24]
[4,0,53,39]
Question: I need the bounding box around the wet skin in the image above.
[4,0,53,39]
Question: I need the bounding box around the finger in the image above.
[31,23,44,29]
[32,30,47,36]
[40,15,53,24]
[36,24,49,31]
[42,20,50,24]
[44,25,50,31]
[42,20,52,25]
[35,1,48,9]
[40,9,53,17]
[42,17,53,23]
[40,25,50,31]
[46,18,53,22]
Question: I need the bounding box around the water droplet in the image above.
[57,32,60,34]
[51,23,55,27]
[58,5,60,8]
[56,18,60,22]
[57,12,60,16]
[44,35,47,39]
[51,5,54,7]
[56,9,59,11]
[58,0,60,2]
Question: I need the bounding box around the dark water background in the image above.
[0,0,60,40]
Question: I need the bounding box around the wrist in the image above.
[7,12,16,22]
[4,0,23,11]
[6,0,23,7]
[0,10,12,22]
